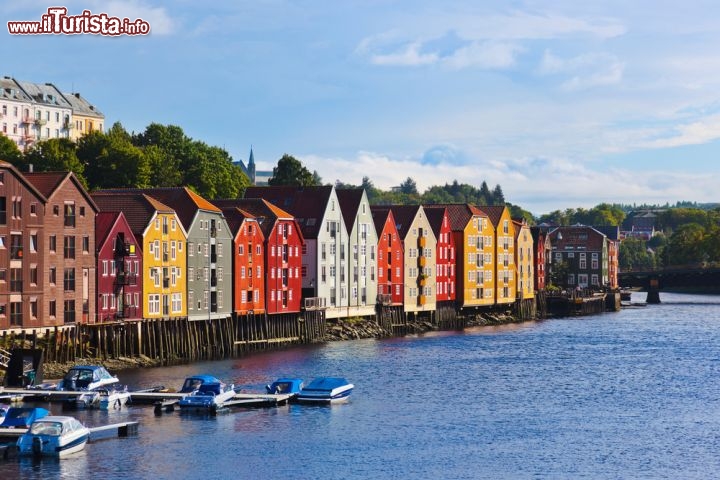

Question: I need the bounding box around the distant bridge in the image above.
[618,266,720,303]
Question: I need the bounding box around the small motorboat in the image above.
[265,378,304,396]
[177,375,236,413]
[57,365,120,391]
[296,377,354,404]
[75,387,131,410]
[0,407,50,429]
[16,415,90,457]
[57,365,122,410]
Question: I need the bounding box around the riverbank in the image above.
[35,311,522,379]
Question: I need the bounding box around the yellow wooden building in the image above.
[478,206,516,306]
[513,219,535,300]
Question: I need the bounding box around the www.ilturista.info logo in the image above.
[8,7,150,36]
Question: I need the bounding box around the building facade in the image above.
[337,188,378,318]
[95,212,142,322]
[372,208,404,305]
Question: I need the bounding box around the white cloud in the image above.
[445,41,523,69]
[300,150,720,215]
[370,42,439,66]
[639,114,720,149]
[539,50,625,90]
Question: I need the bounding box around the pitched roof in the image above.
[217,206,262,239]
[25,171,98,212]
[96,187,220,231]
[477,205,507,227]
[61,91,104,118]
[424,203,488,231]
[371,207,393,235]
[0,161,48,202]
[95,211,121,246]
[371,205,422,240]
[244,185,333,239]
[212,198,293,238]
[91,192,175,237]
[23,172,66,197]
[424,206,447,238]
[336,188,365,232]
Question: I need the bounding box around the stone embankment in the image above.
[35,312,525,378]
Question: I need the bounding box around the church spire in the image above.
[248,146,256,184]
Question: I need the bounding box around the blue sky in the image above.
[3,1,720,215]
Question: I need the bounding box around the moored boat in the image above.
[16,416,90,457]
[265,378,304,397]
[0,407,50,430]
[177,375,236,413]
[57,365,120,392]
[296,377,354,404]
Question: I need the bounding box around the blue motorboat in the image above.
[179,374,222,394]
[0,407,50,429]
[296,377,354,404]
[265,378,304,396]
[177,375,236,412]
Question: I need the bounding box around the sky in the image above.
[3,1,720,216]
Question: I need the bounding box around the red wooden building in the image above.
[424,206,456,302]
[213,204,266,316]
[213,199,302,315]
[371,207,404,305]
[95,212,142,322]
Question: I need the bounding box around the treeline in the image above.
[0,122,251,199]
[620,208,720,271]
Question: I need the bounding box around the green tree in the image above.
[399,177,418,195]
[269,154,318,186]
[23,138,87,187]
[0,135,22,165]
[81,123,149,189]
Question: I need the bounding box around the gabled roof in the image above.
[424,207,447,238]
[212,198,293,238]
[95,211,122,246]
[91,192,175,238]
[96,187,220,231]
[477,205,507,228]
[25,171,98,212]
[244,185,334,239]
[0,77,32,102]
[371,207,394,235]
[15,81,72,109]
[424,203,488,232]
[0,161,48,202]
[217,206,263,240]
[512,219,528,240]
[336,188,365,232]
[549,225,608,251]
[371,205,422,240]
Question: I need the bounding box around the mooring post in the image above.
[646,276,661,304]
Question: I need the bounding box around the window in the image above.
[10,302,22,326]
[64,236,75,259]
[64,268,75,291]
[49,267,56,284]
[63,300,76,324]
[30,266,38,285]
[49,300,56,317]
[82,236,89,253]
[64,203,75,227]
[0,197,5,225]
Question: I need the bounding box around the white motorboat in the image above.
[75,387,131,410]
[16,416,90,457]
[177,375,236,413]
[296,377,354,404]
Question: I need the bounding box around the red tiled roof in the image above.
[25,170,98,212]
[244,185,333,239]
[23,172,65,198]
[477,205,506,227]
[212,198,293,238]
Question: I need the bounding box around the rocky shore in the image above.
[35,312,526,379]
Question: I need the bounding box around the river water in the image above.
[2,292,720,479]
